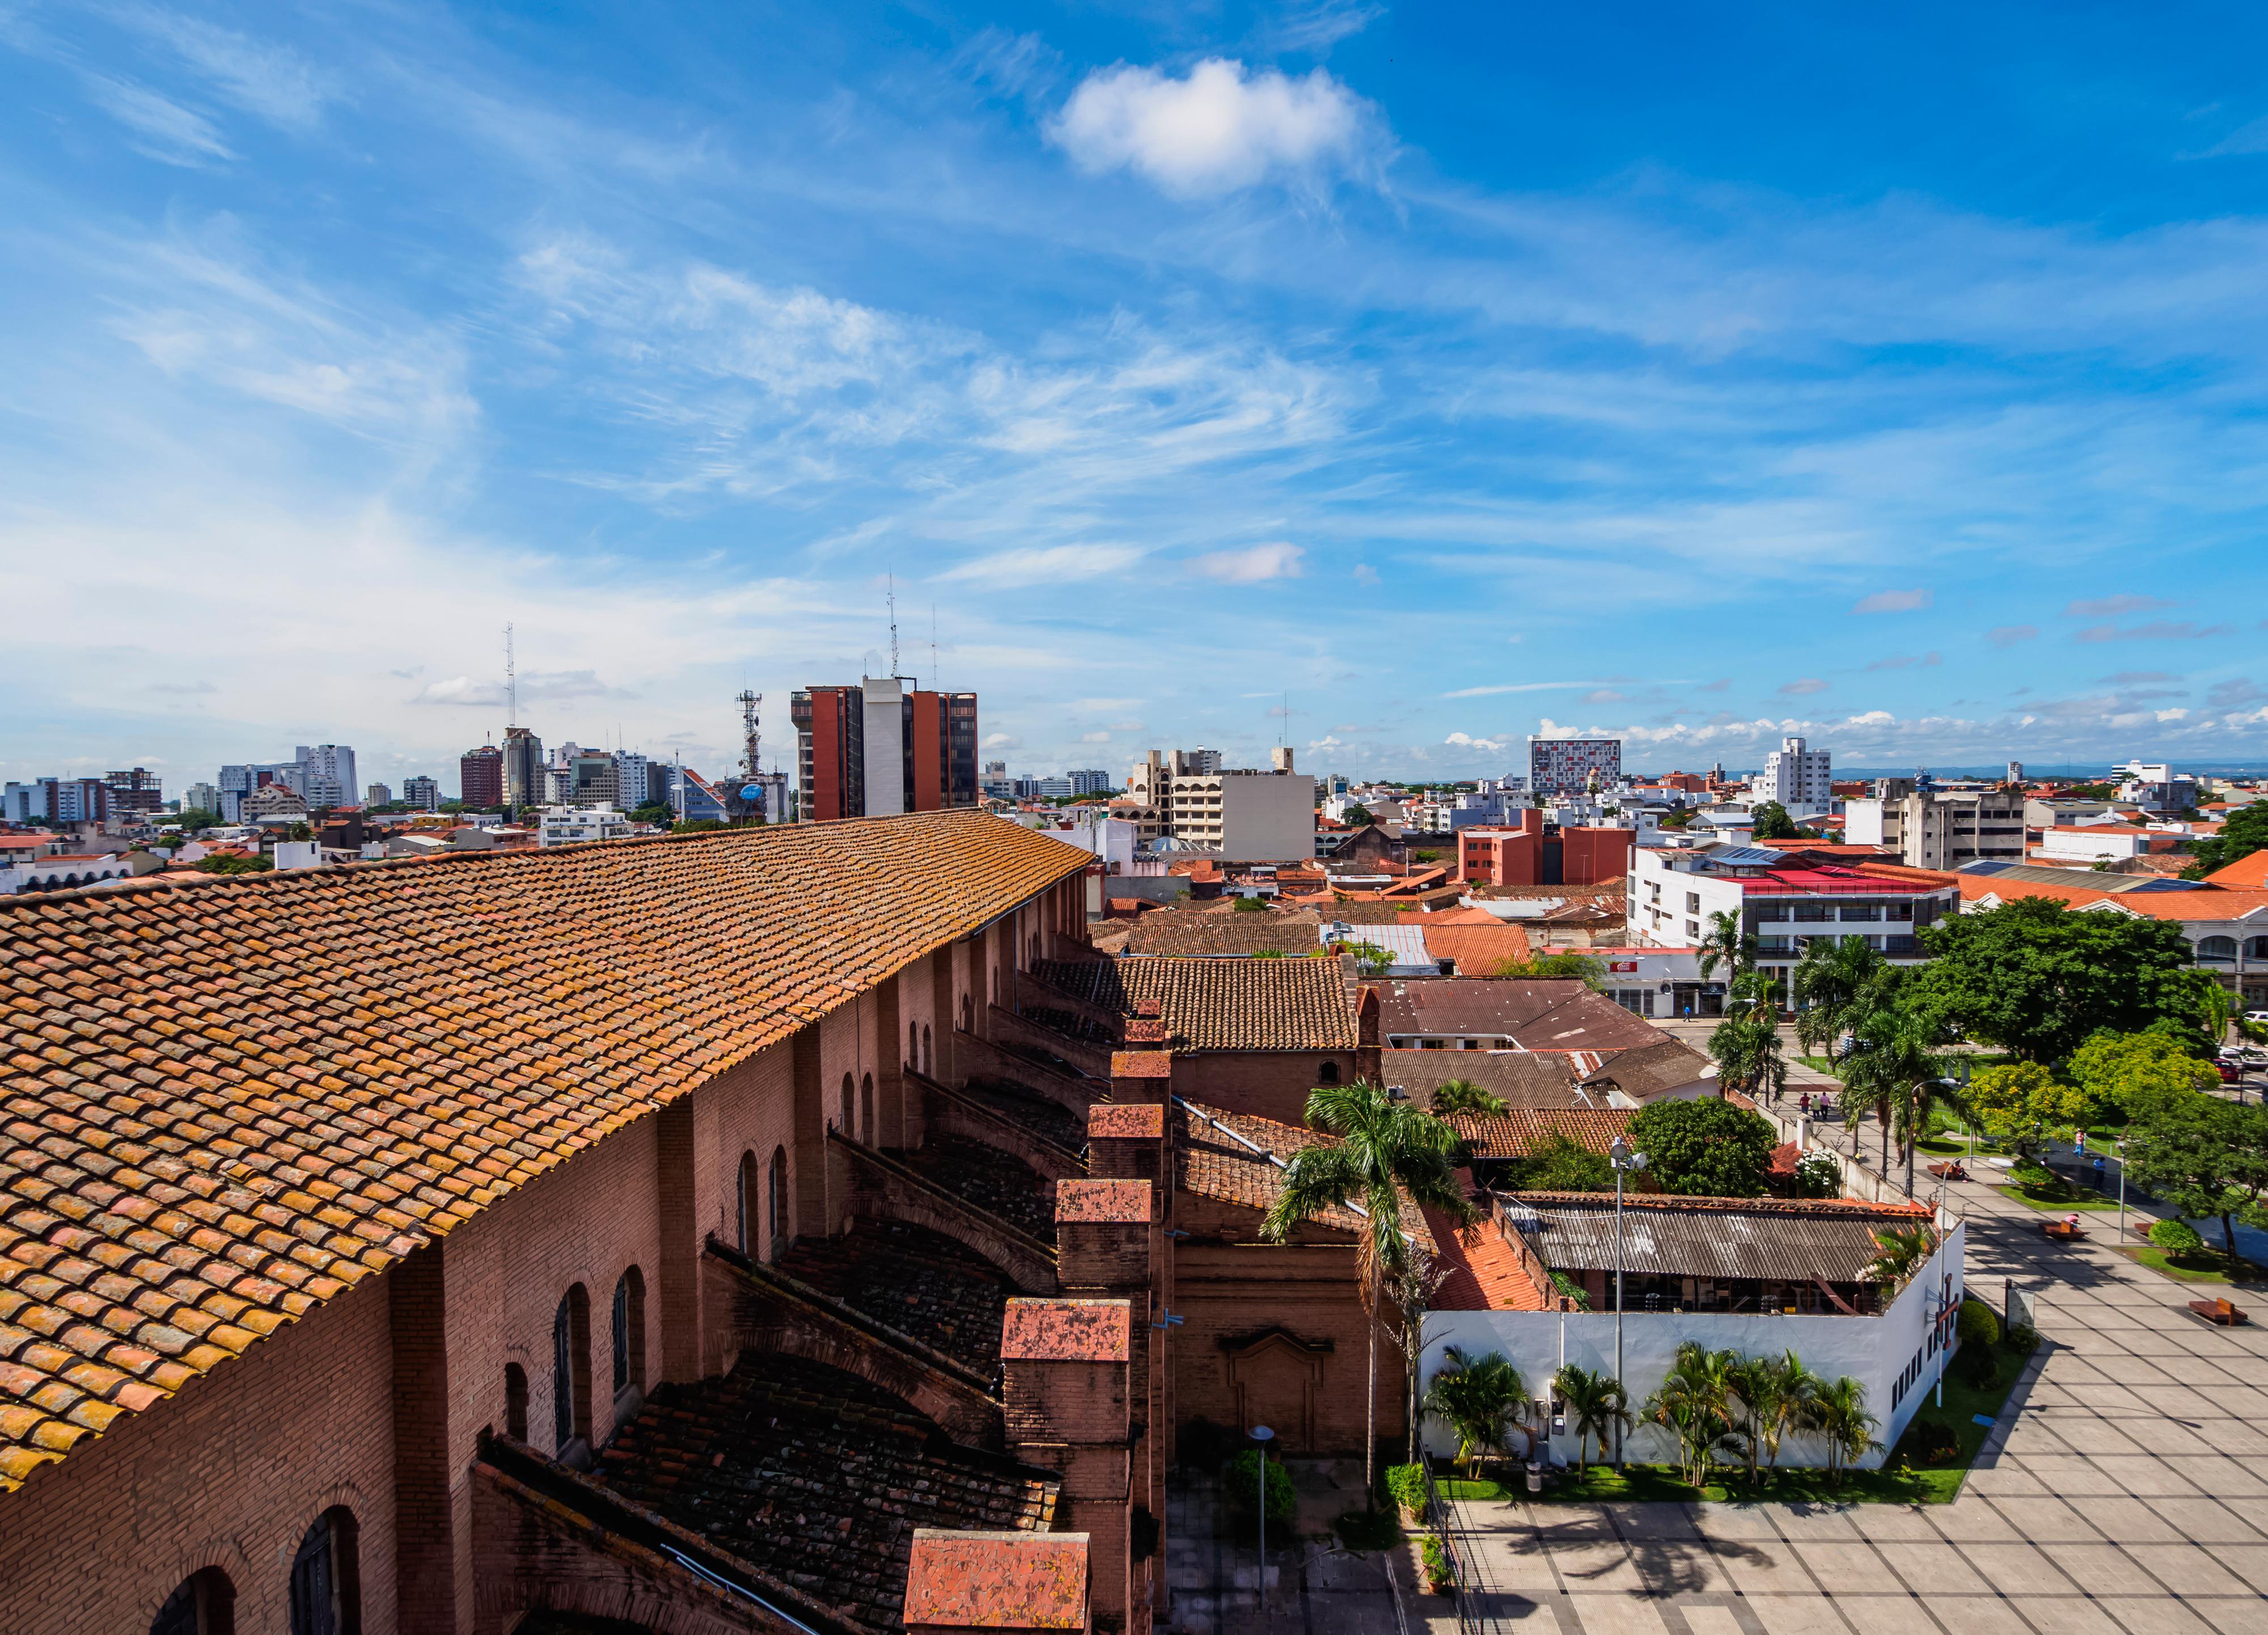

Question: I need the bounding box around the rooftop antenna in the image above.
[505,623,517,729]
[888,571,900,678]
[737,689,763,784]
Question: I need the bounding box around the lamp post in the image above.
[1249,1423,1275,1601]
[1607,1136,1647,1469]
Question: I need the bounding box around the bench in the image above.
[1926,1161,1967,1181]
[2189,1298,2249,1326]
[2042,1220,2087,1241]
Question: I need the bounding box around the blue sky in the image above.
[4,1,2267,795]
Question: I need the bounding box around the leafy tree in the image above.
[1422,1348,1529,1475]
[1551,1364,1630,1475]
[1505,1130,1613,1192]
[1697,910,1757,983]
[2122,1095,2268,1265]
[1489,952,1607,988]
[1803,1376,1881,1486]
[1626,1097,1778,1196]
[1708,1011,1788,1101]
[1749,801,1803,841]
[1429,1079,1508,1119]
[2182,801,2268,878]
[1904,897,2224,1062]
[1336,940,1394,976]
[1232,894,1268,913]
[1343,804,1374,827]
[1964,1062,2087,1161]
[1750,1350,1821,1471]
[628,800,675,825]
[2067,1030,2222,1124]
[1790,935,1889,1061]
[1862,1222,1937,1291]
[1263,1081,1479,1501]
[170,808,222,834]
[194,856,271,876]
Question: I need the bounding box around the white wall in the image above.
[1419,1218,1965,1471]
[861,678,905,817]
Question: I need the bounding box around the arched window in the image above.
[991,966,1000,1009]
[737,1151,757,1255]
[504,1362,529,1441]
[839,1073,854,1131]
[2198,935,2239,961]
[861,1073,875,1142]
[960,993,974,1033]
[612,1268,646,1399]
[151,1568,236,1635]
[769,1145,790,1259]
[908,1021,919,1070]
[554,1285,591,1454]
[289,1508,361,1635]
[923,1024,933,1077]
[1030,934,1040,966]
[1317,1060,1341,1085]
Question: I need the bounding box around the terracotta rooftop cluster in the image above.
[1031,956,1359,1052]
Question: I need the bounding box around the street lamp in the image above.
[1249,1424,1275,1599]
[1607,1136,1647,1469]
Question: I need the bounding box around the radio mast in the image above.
[505,623,517,728]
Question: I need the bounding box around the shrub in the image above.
[1332,1508,1401,1550]
[1956,1298,2001,1350]
[2005,1323,2039,1355]
[1420,1535,1455,1592]
[1792,1152,1843,1199]
[1909,1419,1962,1465]
[2149,1219,2206,1256]
[1224,1450,1296,1541]
[1384,1463,1429,1519]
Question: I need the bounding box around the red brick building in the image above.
[1456,809,1635,888]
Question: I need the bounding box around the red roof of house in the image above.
[1424,1207,1550,1312]
[2208,850,2268,889]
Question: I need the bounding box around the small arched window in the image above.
[612,1268,646,1399]
[737,1151,757,1255]
[861,1072,875,1142]
[151,1567,236,1635]
[554,1285,591,1454]
[839,1073,854,1131]
[2198,935,2239,961]
[1317,1060,1341,1085]
[769,1145,790,1258]
[908,1021,919,1070]
[504,1363,529,1442]
[923,1024,933,1077]
[289,1507,361,1635]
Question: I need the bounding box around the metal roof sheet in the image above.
[1508,1195,1924,1283]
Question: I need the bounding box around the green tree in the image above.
[1697,910,1757,982]
[1626,1097,1778,1196]
[1336,940,1394,976]
[1422,1348,1529,1476]
[1964,1062,2087,1161]
[1429,1079,1509,1119]
[1804,1376,1881,1486]
[194,856,272,876]
[628,800,675,825]
[1749,801,1803,842]
[2067,1030,2222,1124]
[1708,1010,1788,1101]
[1263,1081,1479,1500]
[1903,897,2223,1062]
[1232,894,1269,913]
[170,808,223,834]
[1862,1222,1937,1291]
[1551,1364,1630,1475]
[1790,935,1889,1061]
[1343,804,1374,827]
[2122,1096,2268,1266]
[1488,952,1607,988]
[1751,1350,1821,1471]
[1837,998,1948,1194]
[1644,1343,1740,1486]
[2181,801,2268,878]
[1505,1130,1613,1192]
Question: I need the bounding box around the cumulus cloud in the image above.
[939,543,1144,586]
[982,733,1021,750]
[2074,620,2233,642]
[1851,588,1932,614]
[1986,625,2038,648]
[2064,594,2174,618]
[1187,541,1304,582]
[1778,678,1830,696]
[1048,59,1378,197]
[1444,732,1511,752]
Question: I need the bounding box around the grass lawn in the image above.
[1797,1055,1840,1075]
[1999,1184,2122,1212]
[2121,1244,2268,1286]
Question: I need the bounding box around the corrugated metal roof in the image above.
[1508,1195,1925,1283]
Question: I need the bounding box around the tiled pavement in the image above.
[1166,1064,2268,1633]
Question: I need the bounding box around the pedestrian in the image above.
[2074,1129,2087,1158]
[2092,1154,2107,1192]
[1800,1091,1812,1117]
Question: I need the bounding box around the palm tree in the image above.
[1804,1376,1881,1486]
[1838,999,1948,1195]
[1422,1348,1527,1477]
[1724,1354,1778,1483]
[1755,1350,1820,1472]
[1429,1079,1509,1119]
[1263,1080,1480,1501]
[1644,1342,1741,1488]
[1863,1222,1936,1292]
[1709,1009,1788,1101]
[1697,910,1757,984]
[1551,1364,1630,1477]
[1790,936,1888,1061]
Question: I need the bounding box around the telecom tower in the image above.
[734,688,788,824]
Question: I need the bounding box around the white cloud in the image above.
[1080,730,1111,743]
[1851,588,1932,614]
[2064,594,2174,618]
[983,733,1021,750]
[120,9,337,129]
[938,544,1145,586]
[1444,731,1510,752]
[82,75,234,164]
[1187,542,1304,582]
[1986,625,2038,648]
[1048,59,1378,197]
[1778,678,1830,696]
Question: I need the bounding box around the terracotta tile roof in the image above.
[0,810,1086,1491]
[1371,978,1666,1051]
[1424,1207,1550,1312]
[1421,923,1533,975]
[1173,1102,1435,1251]
[1125,907,1324,957]
[1000,1298,1129,1362]
[1385,1050,1586,1109]
[2209,850,2268,889]
[1054,1180,1150,1223]
[1444,1106,1636,1159]
[904,1530,1089,1630]
[1033,957,1356,1052]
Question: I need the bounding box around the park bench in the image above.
[2042,1220,2087,1242]
[1926,1160,1967,1181]
[2188,1297,2249,1326]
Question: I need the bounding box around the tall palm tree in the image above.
[1755,1350,1820,1472]
[1551,1364,1630,1477]
[1422,1348,1527,1477]
[1697,910,1757,984]
[1643,1342,1741,1487]
[1263,1080,1479,1501]
[1863,1223,1937,1292]
[1429,1079,1509,1119]
[1839,999,1948,1195]
[1724,1354,1777,1482]
[1790,936,1888,1061]
[1804,1376,1882,1486]
[1709,1010,1788,1101]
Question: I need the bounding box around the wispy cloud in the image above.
[1851,588,1932,614]
[938,544,1145,586]
[2073,620,2234,643]
[2064,594,2175,618]
[1986,625,2039,648]
[1778,678,1830,696]
[1187,542,1303,582]
[81,74,234,164]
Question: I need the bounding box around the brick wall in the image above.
[1166,1052,1359,1125]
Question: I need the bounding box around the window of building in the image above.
[554,1285,591,1455]
[151,1568,236,1635]
[2246,936,2268,960]
[1317,1060,1340,1084]
[769,1146,789,1258]
[839,1073,853,1131]
[1685,892,1700,913]
[861,1072,875,1142]
[288,1508,361,1635]
[612,1268,646,1399]
[908,1021,919,1070]
[2198,935,2239,962]
[923,1024,933,1076]
[961,994,974,1033]
[737,1151,756,1255]
[505,1362,529,1441]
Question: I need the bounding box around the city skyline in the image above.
[5,5,2268,784]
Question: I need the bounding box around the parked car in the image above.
[2220,1061,2245,1084]
[2246,1009,2268,1025]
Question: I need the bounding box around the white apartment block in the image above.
[1529,736,1621,797]
[295,745,358,809]
[1125,747,1312,860]
[402,775,441,811]
[1758,736,1833,812]
[181,782,219,817]
[366,783,393,807]
[1845,791,2024,870]
[538,806,633,847]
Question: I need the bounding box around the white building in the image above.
[366,783,394,808]
[1528,736,1621,797]
[538,806,633,847]
[1844,790,2025,870]
[294,745,357,811]
[1067,769,1112,796]
[1758,735,1833,813]
[403,775,440,811]
[1126,747,1314,860]
[181,782,219,817]
[613,751,653,811]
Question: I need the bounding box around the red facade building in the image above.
[1458,809,1636,888]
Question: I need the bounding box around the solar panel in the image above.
[1710,846,1788,868]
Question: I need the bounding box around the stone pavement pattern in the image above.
[1166,1061,2268,1633]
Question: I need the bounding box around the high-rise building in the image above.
[1122,747,1314,860]
[1527,736,1621,797]
[790,679,978,821]
[182,781,219,817]
[403,774,441,810]
[612,750,652,811]
[569,753,619,809]
[103,768,164,817]
[1067,769,1113,796]
[501,727,544,810]
[1758,736,1832,812]
[2,778,109,824]
[460,746,504,808]
[366,783,394,807]
[294,745,357,812]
